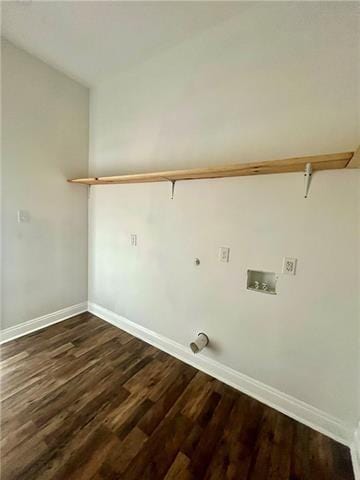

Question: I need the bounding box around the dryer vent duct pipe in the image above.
[190,333,209,354]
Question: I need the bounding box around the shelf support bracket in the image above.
[170,180,176,200]
[304,163,312,198]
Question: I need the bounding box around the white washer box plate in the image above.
[247,270,278,295]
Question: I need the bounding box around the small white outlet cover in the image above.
[130,234,137,246]
[219,246,230,263]
[17,210,30,223]
[282,257,297,275]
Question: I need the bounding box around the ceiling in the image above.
[1,1,244,87]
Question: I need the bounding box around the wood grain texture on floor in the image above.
[0,312,354,480]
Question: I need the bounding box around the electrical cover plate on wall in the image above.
[282,257,297,275]
[247,270,277,295]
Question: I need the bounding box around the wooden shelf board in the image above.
[68,151,355,185]
[346,146,360,168]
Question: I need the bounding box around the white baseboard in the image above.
[352,423,360,480]
[88,302,353,447]
[0,302,88,344]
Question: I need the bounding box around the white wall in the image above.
[89,3,359,431]
[1,39,89,329]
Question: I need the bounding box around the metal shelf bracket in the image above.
[170,180,176,200]
[304,163,312,198]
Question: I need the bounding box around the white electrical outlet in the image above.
[130,234,137,246]
[17,210,30,223]
[219,246,230,263]
[282,257,297,275]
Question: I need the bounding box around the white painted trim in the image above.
[88,302,353,446]
[0,302,88,344]
[351,423,360,480]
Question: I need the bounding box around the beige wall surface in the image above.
[89,2,359,430]
[1,39,89,329]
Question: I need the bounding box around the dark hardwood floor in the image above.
[0,312,354,480]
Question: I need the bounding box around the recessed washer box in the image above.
[247,270,277,295]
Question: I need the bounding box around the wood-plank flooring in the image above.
[0,312,354,480]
